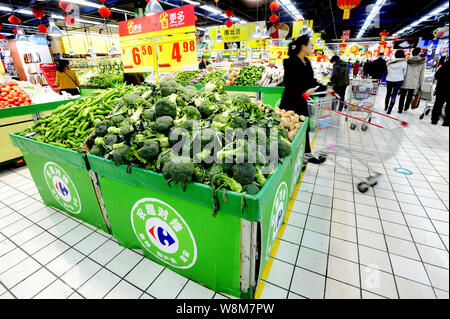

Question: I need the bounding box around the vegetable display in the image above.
[233,65,265,86]
[79,69,124,89]
[0,82,33,108]
[196,70,227,85]
[274,107,306,141]
[256,66,285,87]
[174,71,199,85]
[19,85,136,149]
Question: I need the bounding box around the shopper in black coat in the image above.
[280,35,328,165]
[371,53,387,81]
[431,59,449,126]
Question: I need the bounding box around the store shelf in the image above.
[0,99,77,119]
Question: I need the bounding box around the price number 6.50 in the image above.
[131,45,153,65]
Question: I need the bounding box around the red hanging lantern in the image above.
[12,28,17,34]
[98,6,112,18]
[337,0,361,19]
[225,9,234,18]
[0,35,5,40]
[269,14,279,23]
[0,24,2,30]
[32,8,45,19]
[195,15,198,22]
[8,15,21,25]
[269,1,280,12]
[99,0,107,1]
[38,24,48,33]
[64,15,76,26]
[225,19,233,28]
[59,1,73,13]
[393,36,398,41]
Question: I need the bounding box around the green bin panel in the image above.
[9,134,109,233]
[87,154,242,297]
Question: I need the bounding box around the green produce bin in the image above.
[86,121,308,298]
[9,134,110,233]
[261,87,285,108]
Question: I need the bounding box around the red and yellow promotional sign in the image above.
[156,33,198,72]
[269,46,288,65]
[121,38,156,72]
[119,5,197,74]
[118,5,196,37]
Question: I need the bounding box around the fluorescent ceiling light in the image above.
[51,14,101,25]
[201,5,222,15]
[356,0,387,38]
[184,0,200,6]
[15,9,33,15]
[197,27,205,31]
[0,6,12,12]
[65,0,101,9]
[393,1,449,36]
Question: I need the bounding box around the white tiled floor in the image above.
[0,87,448,299]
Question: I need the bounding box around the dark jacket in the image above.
[435,60,449,94]
[280,56,327,117]
[330,61,350,87]
[371,57,387,79]
[198,60,209,70]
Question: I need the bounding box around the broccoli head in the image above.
[142,107,156,121]
[155,98,177,118]
[193,165,206,183]
[197,99,214,118]
[136,140,160,163]
[182,105,201,120]
[94,120,109,137]
[178,119,194,132]
[245,183,260,195]
[169,127,190,146]
[90,144,105,157]
[233,163,256,185]
[105,134,119,148]
[111,114,125,125]
[168,157,195,185]
[278,140,291,158]
[111,145,133,165]
[155,116,174,133]
[124,93,141,105]
[160,79,181,97]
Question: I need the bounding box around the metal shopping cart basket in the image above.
[303,92,408,193]
[345,79,380,131]
[419,76,436,120]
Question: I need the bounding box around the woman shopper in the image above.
[398,47,426,113]
[431,59,449,126]
[280,35,329,165]
[385,50,407,114]
[55,59,80,95]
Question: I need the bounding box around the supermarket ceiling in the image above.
[0,0,448,40]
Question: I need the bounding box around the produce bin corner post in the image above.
[86,120,308,298]
[9,134,111,234]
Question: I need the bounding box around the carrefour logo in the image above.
[131,198,197,269]
[291,144,305,193]
[271,182,288,241]
[44,162,81,214]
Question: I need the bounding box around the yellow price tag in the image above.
[156,33,198,72]
[269,46,288,64]
[121,38,155,73]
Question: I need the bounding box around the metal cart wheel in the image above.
[358,182,369,193]
[350,123,357,130]
[425,109,431,115]
[361,124,368,131]
[419,114,425,120]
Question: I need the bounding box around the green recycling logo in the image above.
[131,198,197,269]
[44,162,81,214]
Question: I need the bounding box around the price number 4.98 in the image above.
[171,40,196,63]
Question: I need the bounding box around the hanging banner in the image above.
[156,33,197,72]
[118,5,196,37]
[208,23,255,42]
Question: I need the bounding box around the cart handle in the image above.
[337,100,408,126]
[302,93,384,129]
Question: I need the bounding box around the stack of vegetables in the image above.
[233,65,265,86]
[256,66,285,87]
[19,85,137,149]
[196,70,227,85]
[19,79,299,213]
[274,107,306,141]
[174,71,199,85]
[79,69,124,89]
[0,82,33,108]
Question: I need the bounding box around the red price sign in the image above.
[157,33,197,72]
[122,39,155,73]
[269,46,288,64]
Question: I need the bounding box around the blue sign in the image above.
[394,168,413,175]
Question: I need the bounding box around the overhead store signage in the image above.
[292,20,313,38]
[269,46,288,65]
[156,33,198,72]
[206,23,256,43]
[249,39,269,49]
[119,5,197,74]
[118,5,196,37]
[251,50,262,59]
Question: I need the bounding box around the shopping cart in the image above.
[303,92,408,193]
[345,79,380,131]
[419,75,436,120]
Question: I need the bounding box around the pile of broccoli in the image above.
[86,77,293,198]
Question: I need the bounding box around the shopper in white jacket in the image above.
[385,50,408,114]
[398,48,427,113]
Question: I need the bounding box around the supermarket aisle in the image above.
[0,87,449,299]
[257,86,449,299]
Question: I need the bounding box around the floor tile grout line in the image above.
[0,279,18,299]
[287,209,449,254]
